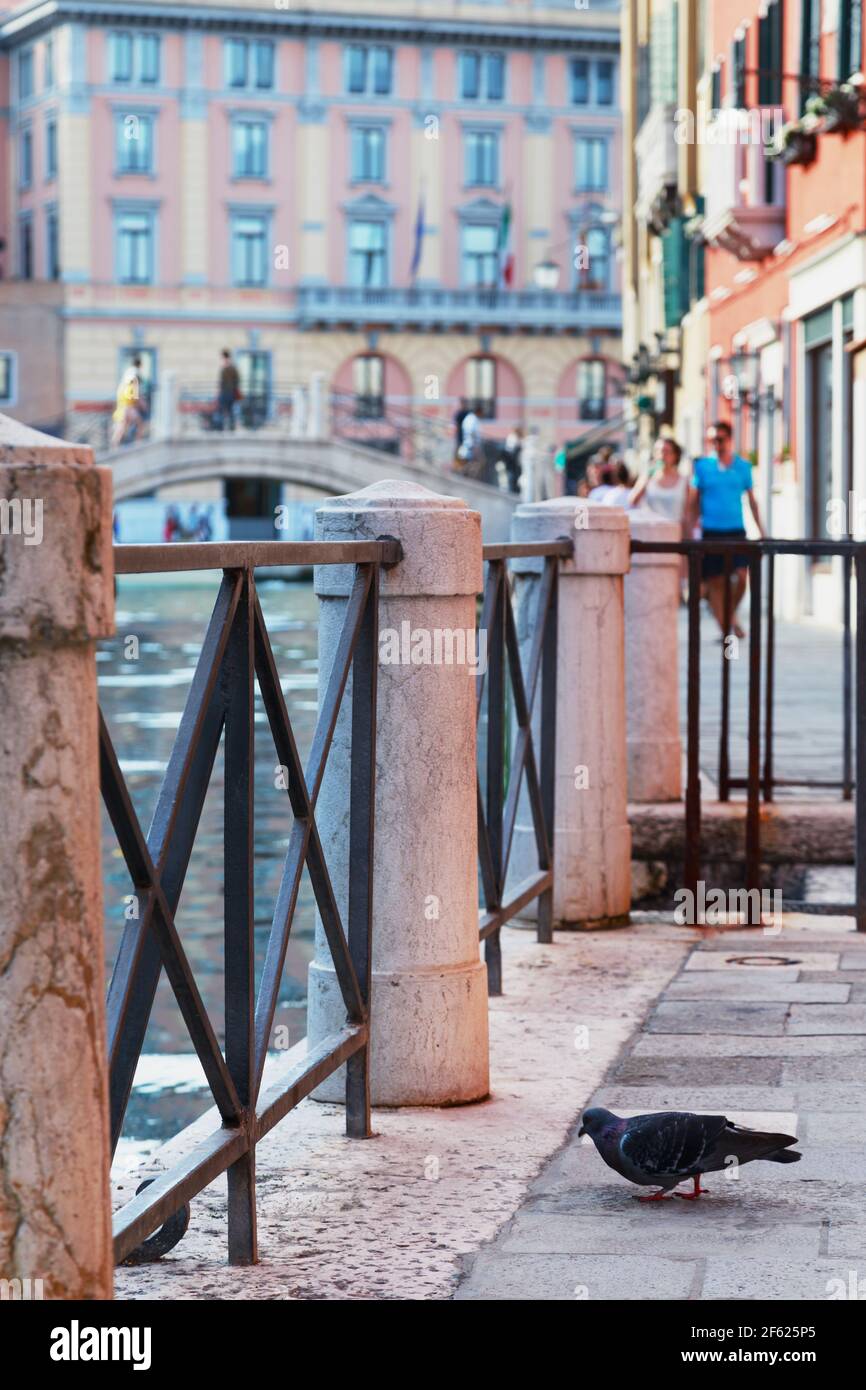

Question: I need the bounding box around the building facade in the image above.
[622,0,866,623]
[0,0,623,470]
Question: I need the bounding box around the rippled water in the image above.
[100,575,321,1156]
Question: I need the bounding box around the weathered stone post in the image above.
[509,498,631,928]
[0,416,115,1298]
[152,370,177,442]
[308,480,489,1105]
[625,511,682,802]
[307,372,327,440]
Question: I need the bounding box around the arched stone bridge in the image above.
[103,432,519,540]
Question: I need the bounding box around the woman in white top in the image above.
[630,437,689,524]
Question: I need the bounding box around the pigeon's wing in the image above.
[702,1122,799,1167]
[620,1111,729,1178]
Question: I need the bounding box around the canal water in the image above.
[101,575,321,1168]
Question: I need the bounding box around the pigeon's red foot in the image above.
[676,1176,709,1200]
[635,1188,670,1202]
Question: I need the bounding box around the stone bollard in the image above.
[0,415,115,1298]
[152,369,177,442]
[626,510,682,802]
[509,498,631,928]
[307,372,327,440]
[308,480,489,1105]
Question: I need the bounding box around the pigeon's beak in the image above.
[578,1123,586,1138]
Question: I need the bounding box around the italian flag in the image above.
[498,201,514,288]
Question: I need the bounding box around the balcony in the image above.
[295,285,622,333]
[634,101,678,232]
[702,112,786,261]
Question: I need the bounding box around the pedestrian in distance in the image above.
[217,349,242,431]
[685,419,766,639]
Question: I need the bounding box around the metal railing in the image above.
[630,536,866,930]
[476,540,569,992]
[330,391,456,470]
[103,539,399,1266]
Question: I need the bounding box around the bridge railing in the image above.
[330,390,456,471]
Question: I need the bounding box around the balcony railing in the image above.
[296,284,622,331]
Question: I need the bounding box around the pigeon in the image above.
[578,1107,801,1201]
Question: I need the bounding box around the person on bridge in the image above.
[218,350,242,431]
[685,420,766,639]
[110,357,145,448]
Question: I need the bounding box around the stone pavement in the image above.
[115,917,690,1300]
[456,913,866,1301]
[114,911,866,1301]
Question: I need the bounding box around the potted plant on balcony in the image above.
[766,116,817,167]
[805,82,862,133]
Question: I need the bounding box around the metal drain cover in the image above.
[726,955,801,967]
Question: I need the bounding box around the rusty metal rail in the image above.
[476,539,571,992]
[103,540,398,1265]
[631,536,866,930]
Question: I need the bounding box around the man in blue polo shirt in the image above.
[686,420,765,638]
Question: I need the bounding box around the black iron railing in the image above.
[476,540,569,993]
[631,537,866,930]
[103,539,399,1266]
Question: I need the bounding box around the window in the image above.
[44,37,54,90]
[465,130,499,187]
[353,354,385,419]
[111,32,132,82]
[575,136,607,191]
[19,216,33,280]
[578,360,606,421]
[839,0,863,79]
[255,41,275,90]
[19,128,33,190]
[711,62,723,110]
[227,39,247,88]
[225,39,274,90]
[117,209,154,283]
[733,31,747,107]
[348,219,387,287]
[46,207,60,280]
[801,0,821,112]
[236,350,271,425]
[0,353,16,406]
[570,58,589,104]
[46,117,57,180]
[351,126,386,182]
[346,45,393,95]
[467,356,496,419]
[231,214,268,286]
[139,35,160,84]
[580,227,610,290]
[459,51,505,100]
[110,32,160,84]
[232,119,268,178]
[597,60,614,105]
[18,48,34,100]
[116,113,154,174]
[461,223,499,287]
[758,2,783,104]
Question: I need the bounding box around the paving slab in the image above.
[496,1210,824,1259]
[839,953,866,970]
[647,1001,790,1034]
[612,1057,783,1086]
[787,1005,866,1034]
[665,977,849,1003]
[683,952,839,973]
[700,1260,864,1301]
[454,1252,700,1301]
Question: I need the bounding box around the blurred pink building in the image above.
[0,0,623,461]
